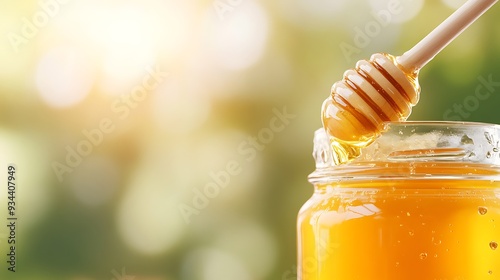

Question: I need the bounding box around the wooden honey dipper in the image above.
[322,0,498,165]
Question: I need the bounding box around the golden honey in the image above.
[321,53,420,165]
[298,122,500,279]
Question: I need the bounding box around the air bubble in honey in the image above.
[479,206,488,215]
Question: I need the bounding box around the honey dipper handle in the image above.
[397,0,497,73]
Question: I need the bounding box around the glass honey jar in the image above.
[298,122,500,279]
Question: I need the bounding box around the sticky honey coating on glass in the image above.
[322,53,421,165]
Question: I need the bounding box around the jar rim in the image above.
[310,121,500,184]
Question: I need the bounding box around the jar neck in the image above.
[310,122,500,184]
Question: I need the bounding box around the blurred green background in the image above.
[0,0,499,279]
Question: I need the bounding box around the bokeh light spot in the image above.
[35,46,95,108]
[117,151,188,255]
[97,5,157,95]
[205,0,269,70]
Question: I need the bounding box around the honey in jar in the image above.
[298,122,500,279]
